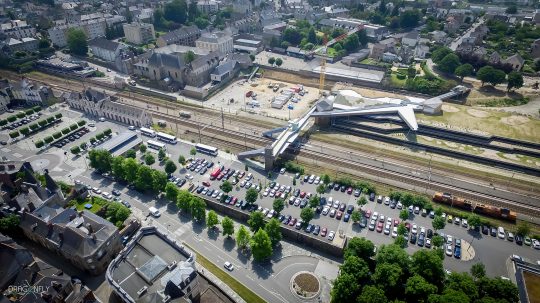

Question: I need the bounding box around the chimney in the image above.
[40,291,52,302]
[86,223,93,234]
[78,211,84,217]
[51,281,62,291]
[91,233,97,242]
[69,213,76,221]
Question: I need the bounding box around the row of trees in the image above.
[331,237,518,303]
[349,2,421,30]
[153,0,213,31]
[0,106,42,126]
[9,114,64,140]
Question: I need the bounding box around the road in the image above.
[449,17,485,51]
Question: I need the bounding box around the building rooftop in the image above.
[98,131,141,157]
[88,37,121,52]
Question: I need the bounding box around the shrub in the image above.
[32,106,41,112]
[90,137,97,143]
[0,119,7,126]
[19,127,30,135]
[46,117,55,123]
[25,109,34,115]
[96,133,105,140]
[80,142,87,149]
[70,146,81,154]
[44,136,54,143]
[38,119,48,127]
[16,112,26,118]
[55,113,62,119]
[7,115,17,122]
[9,131,20,138]
[35,140,44,148]
[104,128,112,136]
[284,161,305,174]
[77,120,86,126]
[396,73,406,80]
[52,132,62,139]
[29,123,39,130]
[70,124,78,131]
[61,128,71,135]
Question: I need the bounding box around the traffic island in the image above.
[290,271,320,300]
[461,239,476,261]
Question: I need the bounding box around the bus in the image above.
[156,132,177,144]
[140,127,156,138]
[179,111,192,118]
[147,140,165,150]
[210,167,221,180]
[195,143,218,156]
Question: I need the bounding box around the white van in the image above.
[149,207,160,217]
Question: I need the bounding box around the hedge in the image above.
[46,117,55,123]
[32,106,41,112]
[38,119,48,127]
[7,116,17,122]
[70,146,80,154]
[44,136,53,144]
[35,140,44,148]
[396,73,406,80]
[9,131,20,138]
[25,109,34,115]
[52,132,62,139]
[80,142,87,149]
[77,120,86,126]
[20,127,30,135]
[69,124,78,131]
[104,129,112,136]
[61,128,71,135]
[16,112,26,118]
[55,113,62,119]
[90,137,97,143]
[0,119,7,126]
[29,123,39,130]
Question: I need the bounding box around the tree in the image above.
[351,210,362,224]
[309,196,320,208]
[357,285,388,303]
[357,29,368,46]
[265,218,282,246]
[506,5,517,14]
[144,153,155,165]
[283,27,302,45]
[481,277,519,303]
[207,210,219,228]
[468,214,482,229]
[343,33,360,52]
[165,182,179,202]
[188,0,199,22]
[397,223,407,236]
[220,181,232,194]
[507,71,523,91]
[275,58,283,66]
[152,170,167,192]
[322,174,331,184]
[139,144,147,153]
[164,160,177,175]
[158,148,166,161]
[344,237,374,260]
[340,256,370,283]
[164,0,187,24]
[135,166,154,191]
[190,197,206,222]
[307,27,317,44]
[376,244,410,269]
[470,263,486,279]
[405,274,438,301]
[268,57,276,65]
[236,225,251,250]
[248,211,265,232]
[331,273,361,303]
[399,10,420,29]
[477,66,506,87]
[432,235,444,248]
[88,150,112,172]
[357,196,368,208]
[373,262,403,290]
[300,207,314,226]
[438,53,461,74]
[177,190,193,213]
[250,229,273,261]
[221,216,234,237]
[0,214,20,232]
[399,209,409,221]
[411,249,445,286]
[431,47,453,64]
[516,221,531,237]
[67,28,87,56]
[455,64,473,81]
[245,188,258,204]
[432,215,446,231]
[122,158,139,183]
[316,184,326,196]
[184,50,195,64]
[435,207,443,216]
[407,67,416,79]
[125,149,136,159]
[111,156,126,180]
[435,289,471,303]
[394,235,407,248]
[273,198,284,214]
[446,272,479,299]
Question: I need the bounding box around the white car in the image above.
[411,224,418,234]
[186,174,194,180]
[420,227,426,235]
[267,209,275,218]
[224,261,234,271]
[392,227,398,238]
[379,215,385,223]
[532,239,540,250]
[246,173,253,180]
[263,189,269,197]
[240,180,246,187]
[328,231,335,240]
[262,208,269,216]
[396,202,403,209]
[371,212,378,221]
[384,223,391,235]
[322,206,330,215]
[447,235,453,244]
[280,168,286,174]
[333,200,340,209]
[445,244,453,256]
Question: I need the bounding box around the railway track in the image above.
[8,71,539,216]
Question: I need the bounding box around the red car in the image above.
[365,210,372,218]
[217,173,225,180]
[376,222,384,233]
[336,211,343,220]
[230,197,237,205]
[202,181,210,187]
[246,91,253,97]
[346,187,353,194]
[405,222,411,231]
[394,219,400,226]
[289,218,297,226]
[321,227,328,237]
[300,191,306,198]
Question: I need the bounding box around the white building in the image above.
[10,79,53,106]
[123,22,155,45]
[195,31,233,54]
[88,37,124,62]
[0,20,36,39]
[197,0,220,14]
[48,19,106,47]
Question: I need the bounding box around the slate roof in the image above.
[190,51,221,71]
[0,233,34,290]
[88,37,121,52]
[160,25,200,43]
[148,52,185,69]
[212,60,237,76]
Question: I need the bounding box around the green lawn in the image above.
[184,243,266,303]
[390,72,407,87]
[73,196,109,214]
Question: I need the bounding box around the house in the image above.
[489,51,501,64]
[48,19,106,47]
[233,0,252,17]
[0,20,36,39]
[382,52,399,62]
[123,22,155,45]
[156,25,201,47]
[211,60,238,82]
[444,16,461,34]
[370,43,387,60]
[106,226,201,303]
[503,53,524,71]
[196,31,234,55]
[197,0,220,14]
[0,233,97,303]
[414,44,430,59]
[10,78,53,106]
[430,30,447,43]
[63,88,152,127]
[402,31,419,47]
[0,80,11,113]
[2,37,38,53]
[234,36,263,54]
[88,37,123,62]
[531,38,540,59]
[342,49,370,65]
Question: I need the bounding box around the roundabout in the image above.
[290,271,321,300]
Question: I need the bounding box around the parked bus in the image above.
[195,143,218,156]
[210,167,221,180]
[140,127,156,138]
[156,132,177,144]
[179,111,192,118]
[147,139,165,150]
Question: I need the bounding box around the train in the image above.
[432,192,517,222]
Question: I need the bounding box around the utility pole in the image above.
[221,107,224,129]
[198,115,201,143]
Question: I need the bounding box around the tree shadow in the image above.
[192,220,205,234]
[165,202,178,214]
[478,85,506,97]
[467,229,482,240]
[223,237,236,252]
[251,260,274,279]
[271,244,283,261]
[207,227,219,241]
[177,212,191,223]
[236,248,252,265]
[351,223,363,233]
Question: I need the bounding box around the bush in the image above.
[19,127,30,135]
[55,113,62,119]
[70,123,78,131]
[32,106,41,112]
[104,128,112,136]
[25,109,35,115]
[44,136,53,143]
[7,115,17,122]
[80,142,87,149]
[16,112,26,118]
[35,140,44,148]
[96,133,105,140]
[90,137,97,143]
[77,120,86,126]
[284,161,305,174]
[38,119,48,127]
[29,123,39,130]
[70,146,81,154]
[0,119,7,126]
[9,131,20,138]
[61,128,71,135]
[396,73,406,80]
[52,132,62,139]
[46,117,55,123]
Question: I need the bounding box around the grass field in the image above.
[183,243,267,303]
[524,271,540,303]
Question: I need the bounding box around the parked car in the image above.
[224,262,234,271]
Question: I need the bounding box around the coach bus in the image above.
[156,132,177,144]
[210,167,222,180]
[147,140,166,150]
[140,127,156,138]
[195,143,218,156]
